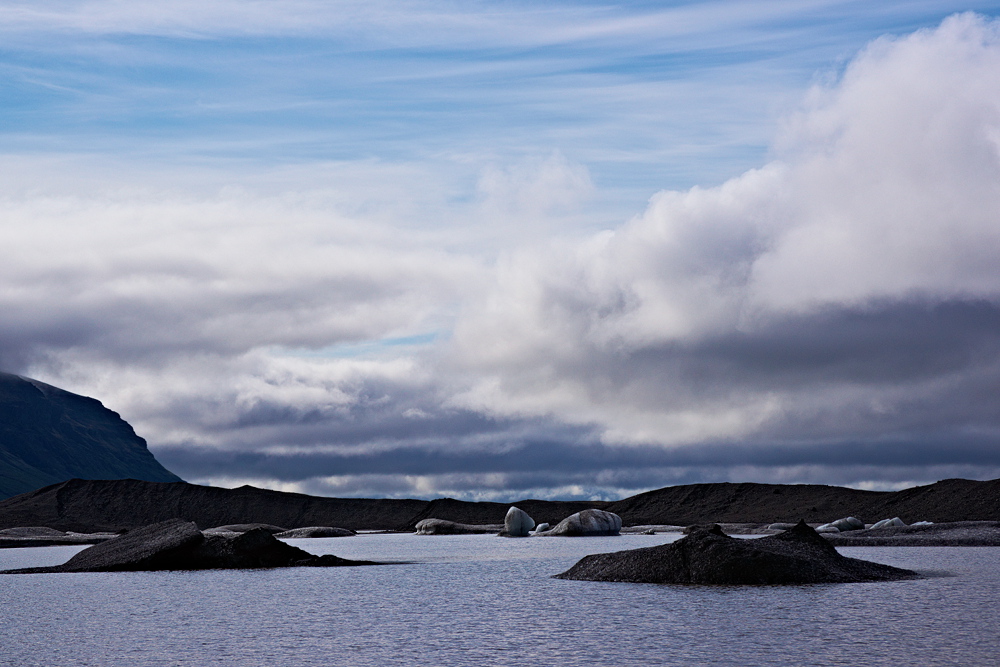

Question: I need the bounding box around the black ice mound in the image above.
[1,519,377,573]
[554,520,919,585]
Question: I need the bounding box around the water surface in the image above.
[1,534,997,666]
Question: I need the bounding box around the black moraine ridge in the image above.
[2,477,1000,535]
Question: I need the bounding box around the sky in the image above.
[3,1,1000,501]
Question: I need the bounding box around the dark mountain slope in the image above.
[0,373,181,499]
[856,477,1000,522]
[604,482,884,525]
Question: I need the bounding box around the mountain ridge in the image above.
[1,476,997,533]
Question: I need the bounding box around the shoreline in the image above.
[5,520,1000,548]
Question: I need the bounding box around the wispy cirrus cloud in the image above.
[0,1,919,42]
[4,1,994,197]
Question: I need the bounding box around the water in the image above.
[1,534,998,666]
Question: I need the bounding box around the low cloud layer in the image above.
[3,14,1000,499]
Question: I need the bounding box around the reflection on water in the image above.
[1,534,998,666]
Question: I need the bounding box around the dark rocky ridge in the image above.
[0,372,180,499]
[2,477,999,535]
[0,479,606,533]
[1,519,375,573]
[602,478,1000,525]
[0,478,428,533]
[555,521,920,585]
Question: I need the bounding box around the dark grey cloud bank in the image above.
[157,436,1000,489]
[4,15,1000,500]
[143,297,1000,498]
[7,296,1000,500]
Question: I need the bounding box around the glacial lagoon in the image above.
[1,533,998,666]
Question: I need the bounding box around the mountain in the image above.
[0,372,181,499]
[1,476,998,533]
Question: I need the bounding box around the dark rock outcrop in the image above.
[1,519,376,573]
[0,373,181,500]
[414,519,503,535]
[555,520,919,585]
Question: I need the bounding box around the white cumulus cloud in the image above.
[449,13,1000,447]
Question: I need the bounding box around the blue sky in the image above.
[4,1,998,210]
[3,1,1000,500]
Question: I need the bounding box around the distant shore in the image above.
[4,520,1000,549]
[2,477,999,539]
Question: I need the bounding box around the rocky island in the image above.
[1,519,377,573]
[555,520,919,585]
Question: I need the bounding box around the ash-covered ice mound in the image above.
[275,526,356,538]
[1,519,376,573]
[498,506,535,537]
[555,520,919,585]
[823,520,1000,546]
[414,519,504,535]
[535,509,622,536]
